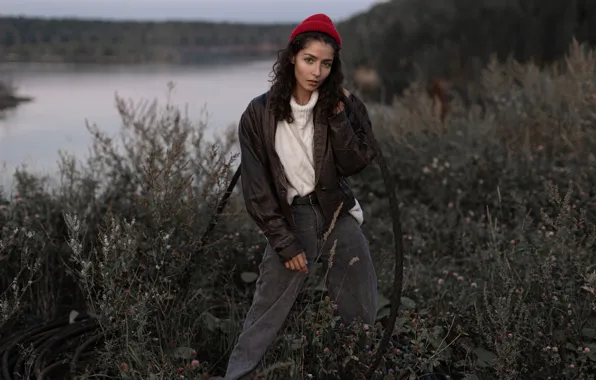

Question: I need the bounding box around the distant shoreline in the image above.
[0,94,33,111]
[0,53,277,67]
[0,16,291,67]
[0,50,279,66]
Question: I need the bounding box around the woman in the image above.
[223,13,378,380]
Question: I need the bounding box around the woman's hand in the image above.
[335,88,351,115]
[285,252,308,274]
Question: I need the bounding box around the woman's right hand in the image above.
[285,252,308,274]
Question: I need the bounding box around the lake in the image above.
[0,60,274,190]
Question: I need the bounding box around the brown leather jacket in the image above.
[238,90,377,262]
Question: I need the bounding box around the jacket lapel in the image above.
[313,108,328,185]
[264,95,290,190]
[264,98,276,155]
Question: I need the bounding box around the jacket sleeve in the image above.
[238,103,305,262]
[327,94,377,177]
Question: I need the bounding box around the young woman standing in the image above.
[223,13,379,380]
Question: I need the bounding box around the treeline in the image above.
[0,17,294,64]
[339,0,596,103]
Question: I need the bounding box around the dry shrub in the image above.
[2,41,596,379]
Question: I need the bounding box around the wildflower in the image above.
[537,145,544,151]
[191,360,199,368]
[120,362,129,372]
[323,347,329,354]
[585,347,590,353]
[471,282,477,288]
[448,202,454,208]
[457,276,464,281]
[437,278,444,285]
[465,217,471,223]
[507,333,513,338]
[570,364,575,369]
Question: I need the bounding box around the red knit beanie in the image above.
[288,13,342,47]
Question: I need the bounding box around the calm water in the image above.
[0,60,273,188]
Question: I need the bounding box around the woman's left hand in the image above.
[335,88,351,115]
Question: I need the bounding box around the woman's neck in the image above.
[293,87,313,105]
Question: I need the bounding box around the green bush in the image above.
[1,43,596,379]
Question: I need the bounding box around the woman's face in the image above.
[292,39,335,96]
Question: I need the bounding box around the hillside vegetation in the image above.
[341,0,596,102]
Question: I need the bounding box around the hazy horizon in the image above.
[1,0,384,23]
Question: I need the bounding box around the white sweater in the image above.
[274,90,364,225]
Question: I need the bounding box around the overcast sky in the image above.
[2,0,384,23]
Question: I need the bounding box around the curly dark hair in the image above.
[268,31,345,123]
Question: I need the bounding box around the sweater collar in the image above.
[290,90,319,122]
